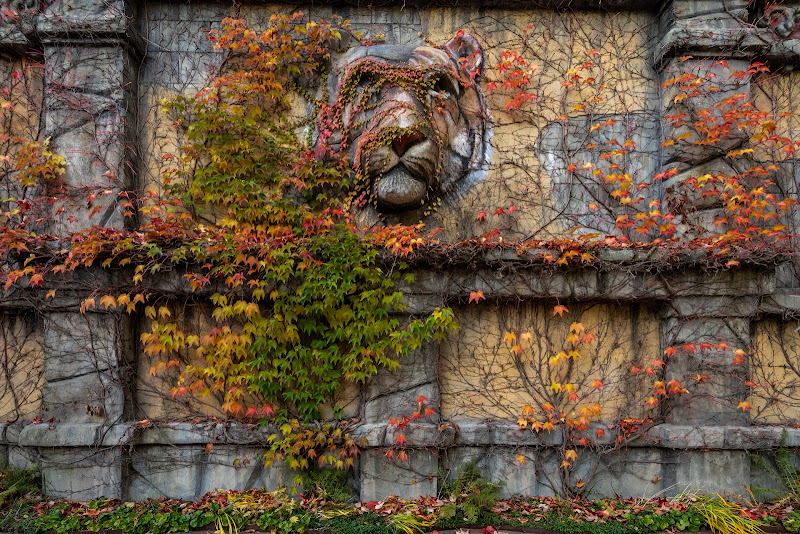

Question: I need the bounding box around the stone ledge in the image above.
[6,421,800,451]
[17,422,130,447]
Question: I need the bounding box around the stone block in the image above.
[19,423,101,447]
[126,445,204,500]
[38,0,129,39]
[662,269,774,297]
[137,422,219,445]
[42,447,121,500]
[43,313,121,382]
[663,450,749,497]
[662,316,750,344]
[664,158,734,211]
[598,271,668,300]
[666,297,758,318]
[353,423,387,447]
[663,348,749,425]
[359,449,436,501]
[656,424,725,449]
[441,446,561,498]
[141,51,223,91]
[41,371,124,423]
[45,46,127,101]
[588,449,665,499]
[9,446,39,470]
[724,427,784,450]
[197,447,297,496]
[365,341,438,424]
[386,424,442,448]
[750,448,800,500]
[490,448,559,498]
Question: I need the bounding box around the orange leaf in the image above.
[515,454,526,464]
[738,401,751,412]
[553,305,568,317]
[468,290,485,304]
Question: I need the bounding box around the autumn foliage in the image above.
[0,9,799,495]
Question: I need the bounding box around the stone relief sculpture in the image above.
[0,0,38,12]
[755,2,800,39]
[325,33,492,222]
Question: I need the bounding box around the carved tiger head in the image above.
[325,33,492,221]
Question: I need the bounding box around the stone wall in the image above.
[2,0,800,502]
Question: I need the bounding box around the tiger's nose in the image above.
[392,131,425,156]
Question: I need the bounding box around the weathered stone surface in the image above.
[43,313,121,382]
[659,59,751,169]
[537,113,660,235]
[37,0,133,41]
[665,297,758,319]
[588,449,665,499]
[126,444,296,500]
[42,447,121,500]
[365,342,438,424]
[43,40,137,234]
[359,449,436,501]
[657,310,751,426]
[750,447,800,499]
[664,158,736,211]
[663,450,749,497]
[655,9,752,65]
[41,370,124,423]
[126,445,204,501]
[655,425,726,449]
[441,447,558,498]
[197,447,297,496]
[136,422,219,446]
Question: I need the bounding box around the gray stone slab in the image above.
[42,447,121,500]
[588,449,665,499]
[41,371,124,423]
[664,449,749,497]
[197,447,297,496]
[43,313,121,382]
[126,445,205,501]
[359,449,436,501]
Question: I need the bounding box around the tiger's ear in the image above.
[444,31,484,80]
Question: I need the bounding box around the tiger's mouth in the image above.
[373,165,428,212]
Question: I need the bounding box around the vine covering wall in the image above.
[0,0,800,502]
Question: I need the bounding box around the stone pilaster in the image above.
[33,0,140,499]
[38,0,141,234]
[661,297,754,426]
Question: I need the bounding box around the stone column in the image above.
[661,296,754,426]
[359,340,440,500]
[30,0,140,500]
[656,267,772,496]
[38,0,141,234]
